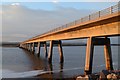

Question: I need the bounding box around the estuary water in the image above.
[1,46,118,78]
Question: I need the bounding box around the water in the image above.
[1,46,118,78]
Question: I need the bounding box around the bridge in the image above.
[20,3,120,75]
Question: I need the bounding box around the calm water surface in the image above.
[2,46,118,78]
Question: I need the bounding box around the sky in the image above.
[1,1,118,42]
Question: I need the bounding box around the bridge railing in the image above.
[31,3,119,40]
[44,3,119,34]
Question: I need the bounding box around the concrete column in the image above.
[58,40,64,63]
[24,44,26,49]
[48,41,53,63]
[43,42,48,58]
[48,63,53,74]
[104,37,113,70]
[85,37,94,75]
[32,43,35,54]
[37,42,41,57]
[29,43,32,52]
[48,40,64,63]
[27,44,29,50]
[28,44,31,51]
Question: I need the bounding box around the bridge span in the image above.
[20,3,120,75]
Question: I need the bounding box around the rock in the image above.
[107,73,117,80]
[76,75,90,80]
[99,70,110,79]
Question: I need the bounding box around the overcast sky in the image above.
[1,2,118,42]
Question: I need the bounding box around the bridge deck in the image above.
[21,3,120,44]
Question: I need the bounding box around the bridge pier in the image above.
[43,42,48,58]
[84,37,94,75]
[28,43,31,51]
[84,37,113,75]
[32,43,35,54]
[36,42,48,58]
[26,44,29,50]
[29,43,32,52]
[48,41,53,63]
[104,37,113,70]
[37,42,41,57]
[58,40,64,63]
[48,40,64,63]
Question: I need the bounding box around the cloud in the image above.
[10,34,28,38]
[52,0,59,3]
[11,3,20,6]
[2,4,95,42]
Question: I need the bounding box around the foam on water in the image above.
[2,69,44,78]
[1,67,84,78]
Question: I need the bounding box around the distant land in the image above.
[1,42,120,47]
[1,42,20,47]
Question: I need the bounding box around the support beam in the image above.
[43,42,48,58]
[48,41,53,63]
[58,40,64,63]
[37,42,41,57]
[104,37,113,70]
[85,37,94,75]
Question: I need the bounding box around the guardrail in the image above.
[42,2,119,35]
[27,2,120,41]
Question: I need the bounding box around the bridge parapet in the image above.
[26,2,119,42]
[46,2,119,34]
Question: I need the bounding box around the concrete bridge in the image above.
[20,3,120,75]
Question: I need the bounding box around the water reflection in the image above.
[21,49,64,75]
[22,49,44,70]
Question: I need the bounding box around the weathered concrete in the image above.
[58,40,64,63]
[32,43,35,54]
[104,37,113,70]
[37,42,41,57]
[43,42,48,58]
[21,12,120,44]
[48,40,64,63]
[48,41,53,63]
[85,37,94,75]
[85,37,113,75]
